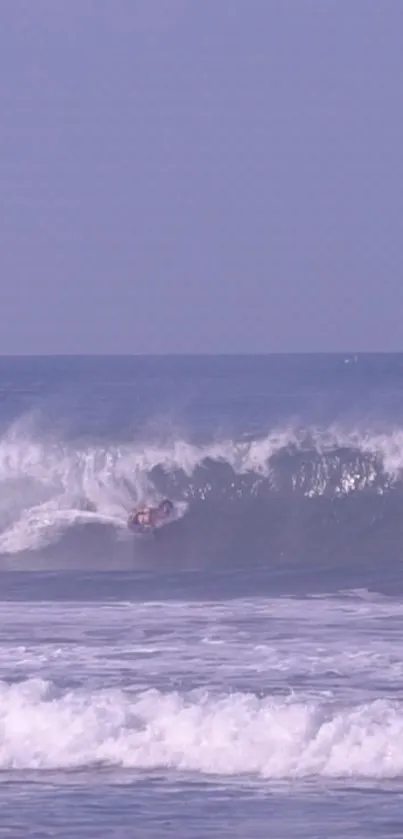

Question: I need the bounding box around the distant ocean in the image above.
[1,354,403,838]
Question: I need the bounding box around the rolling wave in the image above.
[1,678,403,778]
[1,421,403,564]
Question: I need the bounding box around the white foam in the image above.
[0,678,403,778]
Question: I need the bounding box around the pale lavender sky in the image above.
[0,0,402,353]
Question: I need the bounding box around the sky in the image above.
[0,0,402,353]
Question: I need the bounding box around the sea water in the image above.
[1,354,403,837]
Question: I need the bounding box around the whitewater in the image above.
[1,354,403,838]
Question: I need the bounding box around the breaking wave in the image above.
[1,678,403,778]
[1,420,403,564]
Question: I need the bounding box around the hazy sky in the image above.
[1,1,402,353]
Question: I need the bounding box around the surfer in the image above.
[128,499,174,530]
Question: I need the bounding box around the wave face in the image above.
[1,422,403,570]
[1,354,403,572]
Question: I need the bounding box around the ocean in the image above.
[1,354,403,838]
